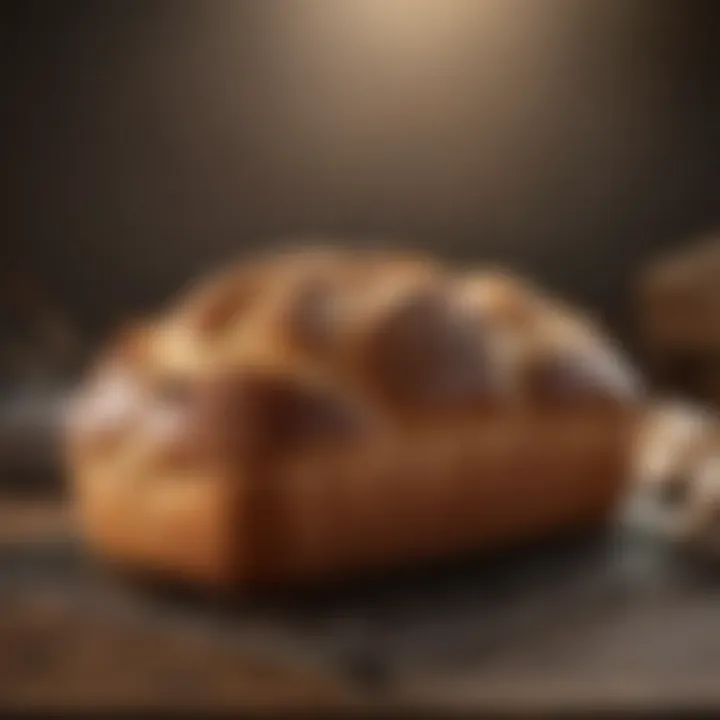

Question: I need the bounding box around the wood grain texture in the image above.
[4,492,720,713]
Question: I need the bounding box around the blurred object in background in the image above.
[0,262,83,482]
[622,399,720,551]
[638,229,720,404]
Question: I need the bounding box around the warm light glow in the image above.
[330,0,484,59]
[295,0,545,68]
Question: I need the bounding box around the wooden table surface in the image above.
[3,489,720,715]
[0,494,365,711]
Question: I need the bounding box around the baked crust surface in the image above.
[66,247,640,586]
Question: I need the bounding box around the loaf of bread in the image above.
[65,247,641,587]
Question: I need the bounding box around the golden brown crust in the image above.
[67,246,640,587]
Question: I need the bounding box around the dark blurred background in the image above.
[2,0,719,346]
[2,3,720,709]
